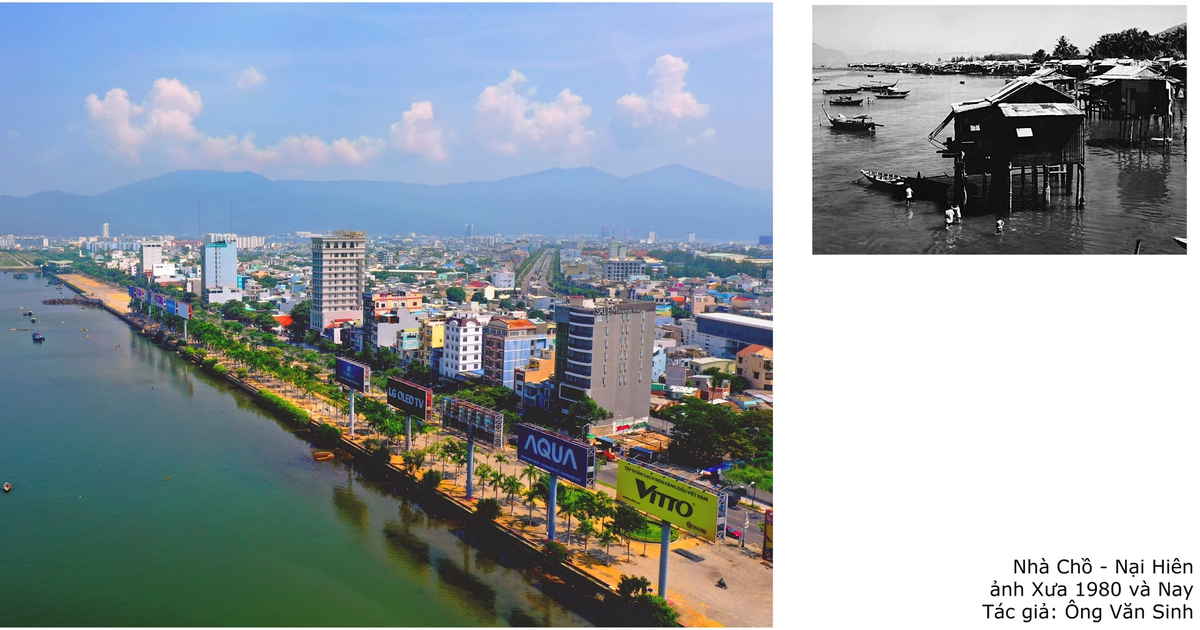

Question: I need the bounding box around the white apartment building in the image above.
[440,314,492,380]
[309,230,366,332]
[140,241,164,275]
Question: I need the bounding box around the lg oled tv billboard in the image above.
[386,377,432,421]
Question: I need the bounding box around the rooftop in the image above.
[696,311,774,331]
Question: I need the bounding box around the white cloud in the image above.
[236,67,266,90]
[617,54,710,128]
[86,78,386,171]
[687,128,717,145]
[476,70,594,155]
[390,101,448,162]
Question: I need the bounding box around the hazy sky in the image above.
[0,4,772,196]
[813,5,1185,57]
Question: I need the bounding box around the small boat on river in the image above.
[875,88,910,99]
[822,84,861,94]
[829,95,864,106]
[822,107,878,131]
[31,333,44,342]
[860,169,955,200]
[861,80,899,92]
[3,482,11,493]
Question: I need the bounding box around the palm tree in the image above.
[522,485,542,525]
[556,488,576,546]
[474,463,494,497]
[501,475,523,516]
[597,527,619,566]
[488,469,505,500]
[492,452,508,476]
[590,491,615,530]
[575,518,595,554]
[520,463,540,490]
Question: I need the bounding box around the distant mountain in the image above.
[858,50,938,63]
[0,166,772,241]
[814,43,1031,66]
[1156,22,1186,36]
[813,43,854,67]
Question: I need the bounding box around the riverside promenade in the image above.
[55,271,773,627]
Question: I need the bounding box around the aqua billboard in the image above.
[335,357,370,392]
[516,423,595,487]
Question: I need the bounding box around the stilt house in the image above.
[1080,64,1178,118]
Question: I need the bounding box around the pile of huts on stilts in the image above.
[926,62,1180,216]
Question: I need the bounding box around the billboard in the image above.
[386,377,432,420]
[134,287,147,302]
[441,397,504,450]
[165,298,177,316]
[516,423,595,487]
[176,301,191,320]
[127,286,136,299]
[335,357,371,393]
[153,293,166,309]
[762,508,773,562]
[616,460,720,541]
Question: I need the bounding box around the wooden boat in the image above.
[822,84,860,94]
[860,169,954,199]
[860,170,906,189]
[822,107,878,131]
[875,91,909,99]
[861,80,899,92]
[314,451,335,461]
[829,95,864,106]
[32,333,44,342]
[3,482,10,493]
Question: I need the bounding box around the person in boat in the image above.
[996,219,1005,234]
[952,203,962,223]
[905,185,913,206]
[945,208,955,227]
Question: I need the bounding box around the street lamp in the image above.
[749,481,757,508]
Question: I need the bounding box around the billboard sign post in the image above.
[335,357,370,438]
[441,397,505,500]
[387,377,432,452]
[617,459,727,601]
[516,423,595,487]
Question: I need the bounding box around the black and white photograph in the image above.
[812,5,1186,254]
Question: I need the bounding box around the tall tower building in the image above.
[464,224,475,239]
[647,231,655,245]
[202,234,239,302]
[687,231,696,244]
[555,298,655,424]
[310,230,366,332]
[102,223,109,238]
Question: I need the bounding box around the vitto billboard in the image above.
[516,423,595,487]
[335,357,371,393]
[386,377,432,421]
[617,460,720,541]
[762,508,773,562]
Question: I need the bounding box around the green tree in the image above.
[597,527,619,566]
[220,300,248,321]
[565,395,613,437]
[470,291,487,304]
[1031,49,1048,64]
[445,286,466,303]
[421,469,443,490]
[254,311,278,331]
[474,498,502,522]
[501,475,523,515]
[660,397,750,467]
[612,504,648,562]
[617,574,651,598]
[575,517,595,554]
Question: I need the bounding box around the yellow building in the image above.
[735,344,773,391]
[417,319,445,367]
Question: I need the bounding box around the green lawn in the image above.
[0,251,32,267]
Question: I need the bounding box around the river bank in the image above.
[45,269,773,627]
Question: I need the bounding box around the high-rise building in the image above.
[687,231,696,243]
[555,298,655,424]
[603,258,647,281]
[647,231,655,245]
[309,230,367,332]
[483,317,552,389]
[140,241,164,275]
[441,314,490,380]
[102,223,109,238]
[202,235,240,303]
[464,224,475,238]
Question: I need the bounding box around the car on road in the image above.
[598,451,617,461]
[725,526,742,539]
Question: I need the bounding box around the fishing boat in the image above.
[822,84,861,94]
[32,332,44,342]
[861,80,899,92]
[13,273,28,279]
[859,169,955,200]
[829,95,864,106]
[3,482,11,493]
[822,107,878,131]
[22,311,33,316]
[875,90,910,99]
[860,170,906,189]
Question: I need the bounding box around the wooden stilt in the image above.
[1007,162,1013,214]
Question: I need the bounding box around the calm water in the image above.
[813,71,1187,254]
[0,272,588,627]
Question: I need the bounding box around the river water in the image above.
[0,272,588,626]
[812,71,1187,254]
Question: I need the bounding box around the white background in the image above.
[783,2,1197,627]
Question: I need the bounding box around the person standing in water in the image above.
[905,185,913,206]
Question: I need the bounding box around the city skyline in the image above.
[0,4,772,197]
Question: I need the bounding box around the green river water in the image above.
[0,272,589,626]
